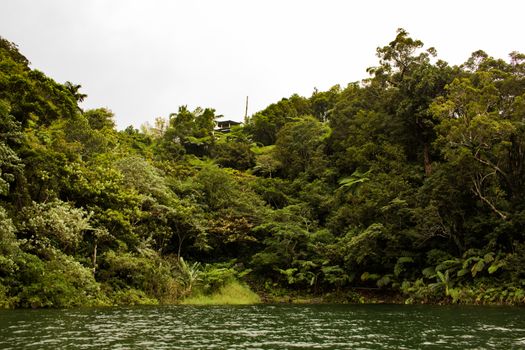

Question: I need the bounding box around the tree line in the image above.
[1,29,524,307]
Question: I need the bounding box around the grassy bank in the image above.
[181,280,261,305]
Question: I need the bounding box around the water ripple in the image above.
[0,304,524,349]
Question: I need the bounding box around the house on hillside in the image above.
[214,120,242,133]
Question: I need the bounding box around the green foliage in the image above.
[16,252,102,308]
[0,100,23,195]
[275,116,330,179]
[338,170,371,192]
[253,145,281,178]
[160,106,217,157]
[19,200,91,255]
[199,262,235,293]
[342,223,386,265]
[1,31,525,308]
[175,257,202,297]
[98,249,178,301]
[213,138,255,170]
[0,206,20,285]
[245,95,312,146]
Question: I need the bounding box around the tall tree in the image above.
[432,51,525,220]
[368,28,454,175]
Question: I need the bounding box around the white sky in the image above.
[1,0,524,129]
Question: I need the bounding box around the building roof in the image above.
[216,120,242,127]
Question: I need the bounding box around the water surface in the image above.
[0,304,523,349]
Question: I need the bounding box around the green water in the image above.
[0,304,523,349]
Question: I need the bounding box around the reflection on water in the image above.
[0,304,524,349]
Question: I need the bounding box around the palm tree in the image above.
[64,81,87,102]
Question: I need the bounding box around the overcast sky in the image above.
[1,0,524,129]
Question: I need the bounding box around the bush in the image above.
[17,252,102,308]
[98,249,178,301]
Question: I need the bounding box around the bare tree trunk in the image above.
[177,233,186,261]
[92,241,97,274]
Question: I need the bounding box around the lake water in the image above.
[0,304,523,349]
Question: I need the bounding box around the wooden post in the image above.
[244,96,249,121]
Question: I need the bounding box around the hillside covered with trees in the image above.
[1,29,524,308]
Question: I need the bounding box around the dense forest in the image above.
[1,29,524,308]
